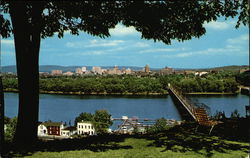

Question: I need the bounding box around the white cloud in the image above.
[225,44,242,50]
[81,51,107,55]
[66,39,124,48]
[139,48,187,54]
[227,34,249,44]
[106,47,126,52]
[204,21,230,30]
[134,42,150,48]
[59,50,107,56]
[1,39,14,45]
[178,48,234,57]
[87,39,124,47]
[159,34,249,58]
[109,24,138,36]
[62,46,126,57]
[162,46,246,58]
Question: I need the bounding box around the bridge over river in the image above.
[168,84,209,121]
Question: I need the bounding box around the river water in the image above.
[4,92,249,129]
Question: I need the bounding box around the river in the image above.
[4,92,249,129]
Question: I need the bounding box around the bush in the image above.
[147,118,169,133]
[231,110,240,119]
[4,117,17,142]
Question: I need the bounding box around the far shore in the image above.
[4,88,241,96]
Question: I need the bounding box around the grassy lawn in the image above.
[20,138,249,158]
[5,121,250,158]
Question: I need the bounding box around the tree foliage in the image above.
[74,112,94,126]
[1,1,249,43]
[147,118,169,133]
[93,110,113,134]
[3,73,241,94]
[74,110,113,134]
[236,70,250,86]
[4,117,17,142]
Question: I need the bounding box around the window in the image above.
[79,125,80,128]
[91,126,93,129]
[88,126,90,129]
[85,125,87,129]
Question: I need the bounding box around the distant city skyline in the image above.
[1,17,249,68]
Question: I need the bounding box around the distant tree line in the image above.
[2,73,240,94]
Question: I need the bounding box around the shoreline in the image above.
[186,92,238,95]
[4,89,240,96]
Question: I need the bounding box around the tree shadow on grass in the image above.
[146,121,250,158]
[3,134,133,158]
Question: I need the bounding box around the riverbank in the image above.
[186,92,238,95]
[4,88,242,96]
[4,89,168,96]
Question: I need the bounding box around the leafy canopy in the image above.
[0,1,249,44]
[75,110,113,134]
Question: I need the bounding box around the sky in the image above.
[1,17,249,69]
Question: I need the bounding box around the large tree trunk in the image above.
[9,2,43,148]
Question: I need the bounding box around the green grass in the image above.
[5,122,250,158]
[20,137,248,158]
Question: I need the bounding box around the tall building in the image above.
[75,68,83,74]
[92,66,102,74]
[51,70,62,75]
[106,66,122,75]
[159,67,174,75]
[144,64,150,73]
[63,71,74,76]
[125,68,132,74]
[81,67,87,73]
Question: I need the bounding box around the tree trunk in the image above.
[9,2,43,148]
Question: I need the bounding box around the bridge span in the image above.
[168,84,198,121]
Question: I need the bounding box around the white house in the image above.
[61,126,77,137]
[77,121,95,136]
[195,71,209,77]
[37,123,48,136]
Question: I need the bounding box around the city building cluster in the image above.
[35,65,250,77]
[49,65,150,76]
[47,65,213,77]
